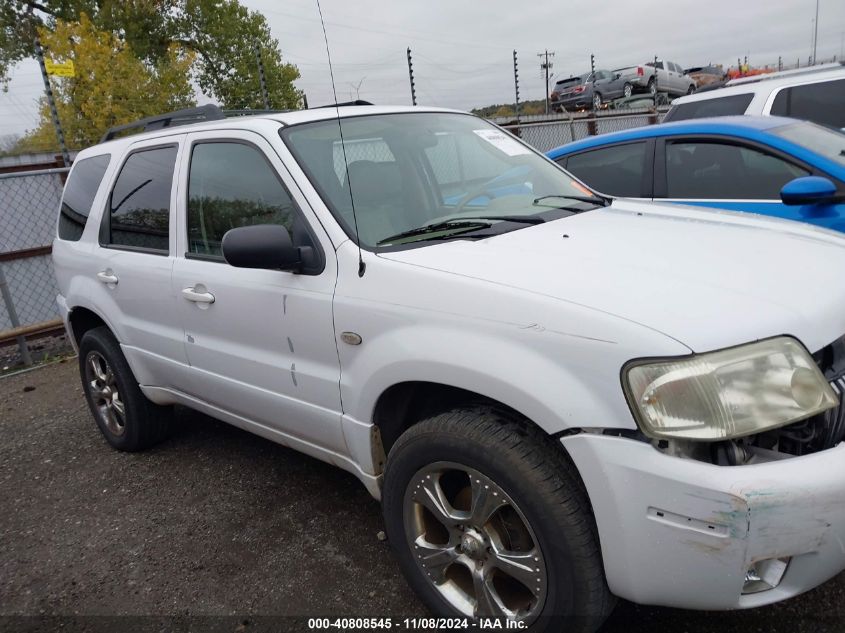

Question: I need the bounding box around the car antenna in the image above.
[315,0,365,277]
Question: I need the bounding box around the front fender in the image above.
[334,244,689,434]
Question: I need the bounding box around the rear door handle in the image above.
[96,270,119,285]
[182,287,215,304]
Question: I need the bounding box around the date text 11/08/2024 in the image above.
[307,618,527,630]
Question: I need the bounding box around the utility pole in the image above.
[513,50,521,123]
[653,55,659,108]
[537,50,554,115]
[812,0,820,64]
[590,53,596,111]
[406,47,417,106]
[778,56,783,71]
[33,35,70,167]
[254,41,270,110]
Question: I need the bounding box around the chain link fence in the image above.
[500,108,669,153]
[0,167,68,368]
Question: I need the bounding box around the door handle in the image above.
[182,286,215,304]
[96,270,119,285]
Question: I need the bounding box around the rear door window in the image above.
[58,154,110,241]
[663,93,754,121]
[562,142,648,197]
[770,79,845,130]
[104,145,178,253]
[665,141,809,199]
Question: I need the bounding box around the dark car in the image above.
[550,70,629,111]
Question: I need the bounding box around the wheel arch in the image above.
[68,305,113,347]
[372,380,534,457]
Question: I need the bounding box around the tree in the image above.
[15,14,195,151]
[1,0,302,110]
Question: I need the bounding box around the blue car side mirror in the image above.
[780,176,838,206]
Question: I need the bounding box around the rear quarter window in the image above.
[58,154,111,241]
[770,78,845,130]
[663,93,754,121]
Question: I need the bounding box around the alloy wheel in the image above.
[85,351,126,436]
[403,461,547,623]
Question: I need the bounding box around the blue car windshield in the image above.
[771,121,845,167]
[281,112,594,248]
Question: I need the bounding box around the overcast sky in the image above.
[1,0,844,138]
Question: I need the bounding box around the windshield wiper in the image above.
[533,193,610,206]
[377,220,492,246]
[453,215,546,225]
[377,215,551,246]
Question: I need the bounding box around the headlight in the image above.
[623,336,838,441]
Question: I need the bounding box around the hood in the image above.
[379,199,845,353]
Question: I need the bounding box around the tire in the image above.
[647,78,656,95]
[687,84,696,95]
[78,326,173,452]
[623,83,633,98]
[382,406,614,632]
[592,93,602,110]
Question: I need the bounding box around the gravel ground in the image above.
[1,360,844,632]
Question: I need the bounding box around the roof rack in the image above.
[316,100,374,108]
[99,105,290,143]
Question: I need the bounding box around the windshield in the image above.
[281,112,595,248]
[771,121,845,167]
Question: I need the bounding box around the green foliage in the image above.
[15,14,195,151]
[471,99,547,118]
[3,0,303,149]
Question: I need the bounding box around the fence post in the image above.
[0,264,33,366]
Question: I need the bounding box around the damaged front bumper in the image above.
[562,433,845,610]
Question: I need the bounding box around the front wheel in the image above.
[382,407,614,632]
[687,84,696,94]
[592,93,602,110]
[647,78,656,95]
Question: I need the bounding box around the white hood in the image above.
[379,200,845,353]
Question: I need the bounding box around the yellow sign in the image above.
[45,59,75,78]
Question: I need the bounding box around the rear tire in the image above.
[623,83,633,98]
[382,406,614,632]
[78,326,173,452]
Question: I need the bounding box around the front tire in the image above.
[79,326,173,452]
[592,93,602,110]
[382,407,614,632]
[647,78,656,95]
[687,84,696,94]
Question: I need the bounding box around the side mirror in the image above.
[780,176,838,206]
[222,224,301,271]
[613,73,621,80]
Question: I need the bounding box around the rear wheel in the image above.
[79,326,173,451]
[382,407,614,632]
[623,83,633,98]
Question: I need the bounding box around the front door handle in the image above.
[96,270,119,285]
[182,286,215,304]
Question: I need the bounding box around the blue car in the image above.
[546,116,845,233]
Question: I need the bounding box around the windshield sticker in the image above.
[473,129,532,156]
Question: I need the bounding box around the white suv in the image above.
[665,62,845,129]
[53,104,845,630]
